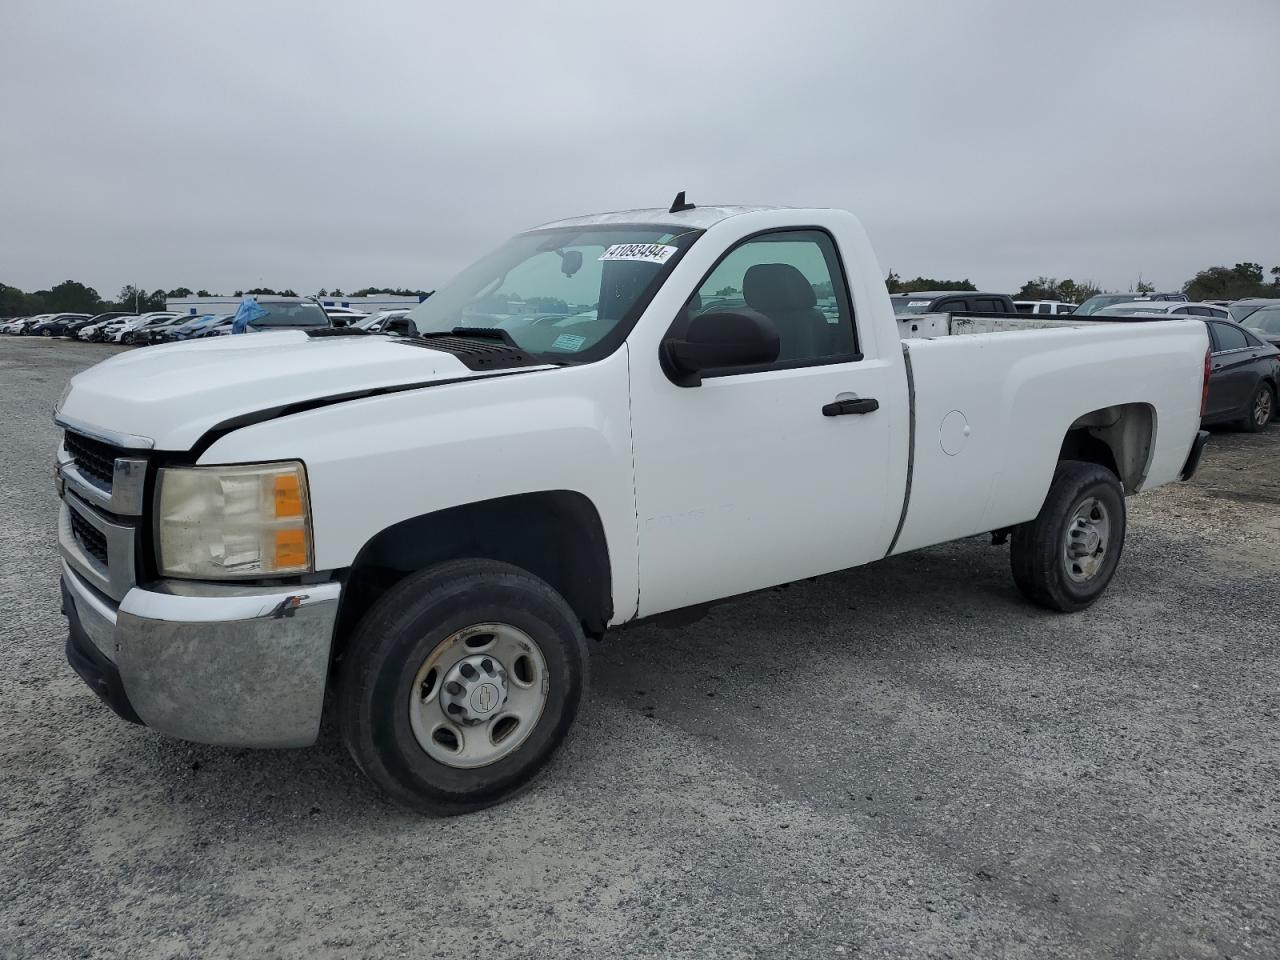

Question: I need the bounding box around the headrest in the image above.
[743,263,817,312]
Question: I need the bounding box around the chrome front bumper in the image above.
[55,428,341,749]
[60,560,341,748]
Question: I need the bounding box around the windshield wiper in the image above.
[406,326,569,365]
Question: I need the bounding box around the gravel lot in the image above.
[1,337,1277,960]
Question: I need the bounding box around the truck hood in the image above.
[57,332,551,450]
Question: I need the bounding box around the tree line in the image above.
[4,264,1277,319]
[0,281,434,318]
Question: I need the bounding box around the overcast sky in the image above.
[3,0,1278,299]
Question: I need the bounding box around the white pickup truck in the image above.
[54,201,1211,814]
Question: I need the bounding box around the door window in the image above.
[688,230,857,365]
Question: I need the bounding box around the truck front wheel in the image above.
[1010,460,1126,612]
[336,559,588,815]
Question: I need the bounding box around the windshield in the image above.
[1230,301,1275,323]
[403,225,700,359]
[252,302,330,328]
[891,296,936,315]
[1075,294,1153,316]
[1247,307,1280,334]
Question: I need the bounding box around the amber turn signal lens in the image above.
[273,473,304,518]
[274,528,308,568]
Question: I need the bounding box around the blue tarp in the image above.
[231,297,268,334]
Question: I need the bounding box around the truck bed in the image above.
[899,311,1104,339]
[891,314,1207,555]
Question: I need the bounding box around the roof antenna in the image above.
[669,190,696,214]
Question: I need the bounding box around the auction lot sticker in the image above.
[598,243,678,264]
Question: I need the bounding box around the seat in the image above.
[742,263,833,362]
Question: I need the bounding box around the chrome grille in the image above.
[57,429,148,517]
[69,508,109,565]
[64,431,123,490]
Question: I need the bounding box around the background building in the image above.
[166,293,426,316]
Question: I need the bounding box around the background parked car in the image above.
[0,316,37,334]
[890,291,1017,315]
[63,312,132,338]
[189,316,235,338]
[1014,300,1076,315]
[13,314,55,334]
[323,306,370,327]
[76,316,136,341]
[233,297,332,333]
[1242,304,1280,349]
[30,313,92,337]
[1230,298,1280,324]
[113,312,182,343]
[356,309,412,332]
[1202,319,1279,432]
[163,313,228,341]
[1092,301,1232,320]
[137,315,196,345]
[1073,292,1188,316]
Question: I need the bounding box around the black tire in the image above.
[1240,382,1275,433]
[337,559,588,815]
[1010,460,1126,613]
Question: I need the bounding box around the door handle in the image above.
[823,397,880,416]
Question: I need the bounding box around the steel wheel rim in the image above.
[407,622,549,769]
[1256,389,1273,426]
[1063,496,1110,583]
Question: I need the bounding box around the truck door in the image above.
[628,229,900,616]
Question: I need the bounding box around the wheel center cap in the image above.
[440,655,509,725]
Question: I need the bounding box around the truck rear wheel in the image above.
[1010,460,1125,612]
[336,559,588,815]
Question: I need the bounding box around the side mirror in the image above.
[660,309,780,387]
[331,316,349,327]
[385,317,414,337]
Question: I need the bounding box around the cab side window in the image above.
[688,230,857,365]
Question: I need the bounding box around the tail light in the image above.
[1200,346,1211,417]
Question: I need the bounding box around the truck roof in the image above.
[532,205,785,232]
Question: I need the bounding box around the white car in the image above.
[53,201,1210,814]
[0,316,35,334]
[1093,301,1231,320]
[355,309,411,331]
[1014,300,1076,316]
[324,307,370,327]
[110,312,183,344]
[6,314,54,334]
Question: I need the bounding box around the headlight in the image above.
[156,461,312,579]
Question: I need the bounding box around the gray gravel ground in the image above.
[1,337,1277,960]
